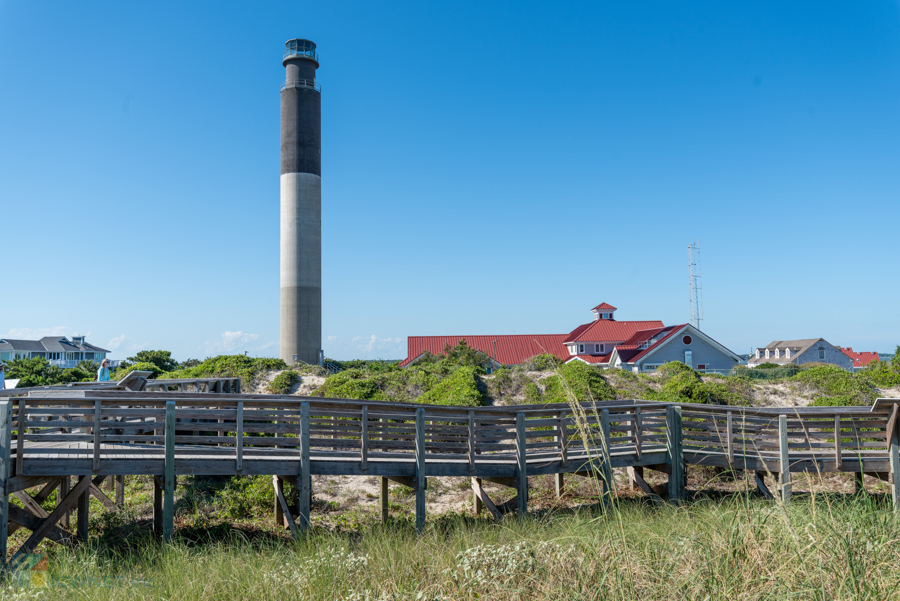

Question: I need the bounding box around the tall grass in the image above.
[4,496,900,600]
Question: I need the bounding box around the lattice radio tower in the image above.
[688,241,703,329]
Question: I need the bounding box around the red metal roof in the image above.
[563,320,664,344]
[399,334,570,367]
[840,347,881,368]
[592,302,617,312]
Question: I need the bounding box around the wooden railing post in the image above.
[298,402,311,530]
[666,405,684,503]
[415,408,426,532]
[778,414,791,504]
[555,410,567,497]
[516,412,528,517]
[92,399,102,472]
[235,401,244,474]
[163,400,175,542]
[890,405,900,512]
[360,405,368,473]
[600,408,614,504]
[16,398,25,478]
[467,410,475,475]
[633,406,642,461]
[0,400,12,574]
[726,410,734,465]
[834,414,842,470]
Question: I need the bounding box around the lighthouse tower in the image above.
[280,39,322,365]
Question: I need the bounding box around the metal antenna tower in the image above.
[688,241,703,329]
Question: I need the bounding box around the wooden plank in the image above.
[755,471,773,499]
[380,477,389,522]
[78,474,92,542]
[666,405,684,503]
[89,483,118,512]
[93,399,101,471]
[14,490,49,519]
[779,414,791,504]
[273,475,300,539]
[298,403,310,530]
[471,477,502,521]
[163,400,175,541]
[0,400,11,571]
[11,472,93,558]
[516,412,527,516]
[627,466,663,502]
[60,476,70,528]
[115,475,125,506]
[555,473,564,498]
[415,407,426,533]
[7,504,76,546]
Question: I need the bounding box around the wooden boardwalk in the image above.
[2,380,900,571]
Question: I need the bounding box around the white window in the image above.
[569,346,576,355]
[639,341,650,350]
[818,347,825,361]
[765,349,770,358]
[755,350,760,359]
[644,364,658,371]
[684,350,693,368]
[774,349,780,358]
[578,344,584,353]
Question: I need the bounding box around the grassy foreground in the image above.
[5,493,900,600]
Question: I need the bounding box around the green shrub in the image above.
[417,367,485,407]
[791,365,877,407]
[523,381,543,404]
[753,363,782,369]
[113,361,164,380]
[164,355,288,389]
[216,475,291,519]
[649,362,749,405]
[5,357,78,387]
[860,352,900,388]
[267,370,301,394]
[540,362,616,404]
[315,369,382,400]
[524,354,560,371]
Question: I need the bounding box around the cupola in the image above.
[591,302,617,321]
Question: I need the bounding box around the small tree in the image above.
[6,357,78,387]
[123,350,178,374]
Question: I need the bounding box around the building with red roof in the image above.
[400,303,742,373]
[840,347,881,368]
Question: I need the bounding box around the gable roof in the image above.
[753,339,831,364]
[399,334,569,367]
[563,320,664,344]
[841,347,881,368]
[613,325,687,364]
[592,303,617,312]
[564,353,612,365]
[0,337,109,354]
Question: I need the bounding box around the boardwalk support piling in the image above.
[666,405,684,503]
[380,477,389,521]
[76,476,90,541]
[163,400,175,542]
[415,408,426,532]
[778,414,791,504]
[0,400,11,576]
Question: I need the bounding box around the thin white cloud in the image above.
[6,326,87,340]
[108,334,127,350]
[358,335,403,354]
[327,335,338,342]
[205,331,261,355]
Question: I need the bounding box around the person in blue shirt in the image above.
[97,358,111,382]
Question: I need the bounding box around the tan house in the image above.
[747,338,852,369]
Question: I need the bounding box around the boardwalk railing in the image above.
[2,390,900,571]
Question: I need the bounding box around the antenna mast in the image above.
[688,241,703,329]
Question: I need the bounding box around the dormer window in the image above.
[578,344,584,353]
[765,349,770,358]
[785,348,791,358]
[755,350,760,359]
[639,340,651,350]
[774,349,780,358]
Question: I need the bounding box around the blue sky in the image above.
[2,1,898,361]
